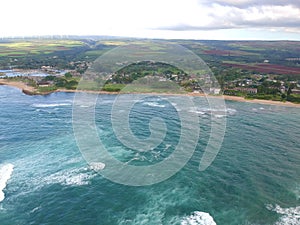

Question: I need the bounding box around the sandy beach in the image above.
[1,79,300,107]
[0,79,36,93]
[216,95,300,107]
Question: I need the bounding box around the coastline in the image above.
[0,79,36,93]
[1,79,300,108]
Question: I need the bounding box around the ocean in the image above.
[0,85,299,225]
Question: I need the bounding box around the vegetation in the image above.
[103,61,193,93]
[37,86,57,93]
[102,84,125,92]
[0,37,299,103]
[42,73,79,90]
[287,94,300,103]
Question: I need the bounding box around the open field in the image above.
[222,62,300,76]
[203,49,259,56]
[0,39,85,57]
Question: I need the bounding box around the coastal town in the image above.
[1,59,300,104]
[0,38,300,104]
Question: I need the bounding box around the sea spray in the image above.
[0,163,14,202]
[181,211,217,225]
[266,204,300,225]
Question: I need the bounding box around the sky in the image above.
[0,0,299,40]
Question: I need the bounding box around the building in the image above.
[233,87,258,94]
[37,81,52,87]
[209,88,221,95]
[292,89,300,94]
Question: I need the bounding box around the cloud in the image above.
[158,24,233,31]
[0,0,299,39]
[202,0,300,8]
[212,5,300,27]
[154,2,300,33]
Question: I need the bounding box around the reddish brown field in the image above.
[222,63,300,75]
[203,49,257,56]
[231,41,300,49]
[204,50,231,55]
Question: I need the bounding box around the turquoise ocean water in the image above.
[0,85,299,225]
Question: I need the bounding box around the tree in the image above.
[64,72,72,79]
[287,87,292,96]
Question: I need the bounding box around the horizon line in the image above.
[0,35,299,42]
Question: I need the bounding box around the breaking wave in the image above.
[142,101,166,108]
[0,163,14,202]
[189,106,236,117]
[43,167,97,187]
[32,103,71,108]
[267,204,300,225]
[181,211,217,225]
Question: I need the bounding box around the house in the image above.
[159,77,167,82]
[292,89,300,94]
[280,86,286,93]
[209,88,221,95]
[233,87,258,94]
[37,81,52,87]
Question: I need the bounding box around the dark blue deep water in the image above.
[0,85,299,225]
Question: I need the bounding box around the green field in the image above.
[0,39,85,56]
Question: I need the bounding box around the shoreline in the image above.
[1,79,300,108]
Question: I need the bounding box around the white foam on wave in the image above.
[30,206,41,214]
[252,107,266,112]
[189,107,236,117]
[0,163,14,202]
[267,204,300,225]
[226,108,237,115]
[89,162,105,171]
[214,114,226,118]
[189,109,206,115]
[44,167,97,187]
[32,103,71,108]
[142,101,166,108]
[79,105,90,108]
[181,211,217,225]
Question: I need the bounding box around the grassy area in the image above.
[245,94,283,101]
[0,39,85,56]
[228,43,266,51]
[77,80,101,91]
[38,86,57,93]
[287,94,300,103]
[101,41,128,46]
[84,49,110,57]
[119,79,185,94]
[102,83,126,92]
